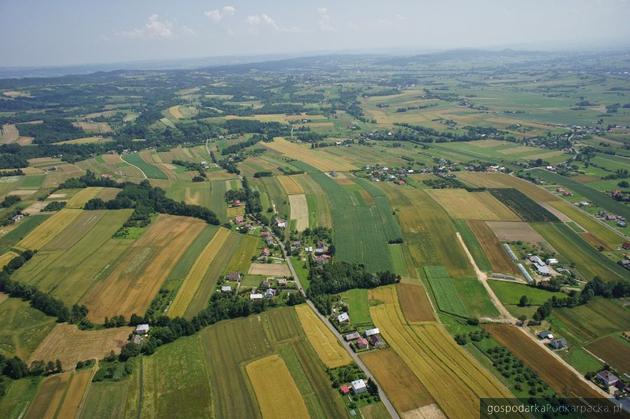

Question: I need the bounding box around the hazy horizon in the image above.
[2,0,630,68]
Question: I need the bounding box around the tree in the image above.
[367,378,379,396]
[518,295,529,307]
[4,357,28,379]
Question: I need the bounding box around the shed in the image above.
[135,324,150,335]
[365,328,380,337]
[340,385,351,395]
[226,272,241,282]
[250,293,263,300]
[221,285,232,293]
[549,338,567,350]
[537,331,553,340]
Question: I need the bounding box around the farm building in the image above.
[517,264,534,284]
[535,263,551,276]
[340,385,351,395]
[356,337,369,350]
[351,379,367,394]
[549,338,567,350]
[226,272,241,282]
[368,334,386,348]
[345,332,360,341]
[529,255,545,265]
[264,288,276,299]
[337,312,350,323]
[365,328,380,337]
[596,370,620,387]
[250,293,263,300]
[277,278,288,287]
[221,285,232,293]
[234,215,244,225]
[546,258,559,265]
[537,331,553,340]
[135,324,150,335]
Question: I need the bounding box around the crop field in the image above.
[0,296,57,359]
[263,138,357,171]
[467,220,519,275]
[0,251,17,269]
[550,298,630,344]
[424,266,468,317]
[255,175,290,220]
[457,172,558,202]
[298,164,399,272]
[54,368,94,419]
[121,152,168,180]
[277,174,305,194]
[454,220,492,273]
[0,377,41,419]
[485,221,545,243]
[485,324,604,398]
[380,184,473,278]
[81,215,204,322]
[0,214,49,252]
[426,189,519,221]
[295,304,352,368]
[586,336,630,374]
[65,187,119,209]
[248,262,291,276]
[549,200,623,249]
[13,209,134,305]
[396,283,435,322]
[168,227,229,317]
[29,323,132,368]
[489,188,559,222]
[369,286,512,418]
[246,355,310,419]
[23,372,71,419]
[360,349,435,415]
[288,193,309,231]
[531,169,630,220]
[533,222,628,282]
[16,208,82,250]
[224,233,259,274]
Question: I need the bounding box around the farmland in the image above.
[0,296,57,359]
[121,152,168,180]
[426,189,519,221]
[467,220,519,275]
[295,304,352,368]
[16,209,83,250]
[263,138,357,172]
[586,336,630,374]
[488,188,559,222]
[396,283,435,322]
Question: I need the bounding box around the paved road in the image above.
[277,238,400,419]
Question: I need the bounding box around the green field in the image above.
[122,153,168,180]
[488,280,565,318]
[454,220,492,273]
[340,288,372,328]
[489,188,558,222]
[0,297,57,359]
[0,214,50,253]
[424,266,469,318]
[0,377,42,419]
[533,222,628,282]
[295,162,399,272]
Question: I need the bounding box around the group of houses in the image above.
[537,330,567,350]
[596,210,627,228]
[343,325,386,351]
[364,164,414,185]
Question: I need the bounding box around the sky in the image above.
[1,0,630,67]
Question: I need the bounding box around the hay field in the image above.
[485,324,604,398]
[16,209,82,250]
[168,227,230,317]
[0,297,57,359]
[248,262,291,277]
[246,355,310,419]
[0,251,17,269]
[81,215,204,322]
[74,121,112,133]
[263,138,357,171]
[56,136,110,145]
[1,124,19,143]
[65,187,104,208]
[427,189,519,221]
[24,372,72,419]
[457,172,558,202]
[468,220,519,275]
[380,184,473,278]
[29,323,132,368]
[295,304,352,368]
[361,349,435,414]
[289,193,309,231]
[55,368,94,419]
[369,286,512,418]
[396,283,435,322]
[294,173,333,228]
[485,221,544,243]
[277,175,305,194]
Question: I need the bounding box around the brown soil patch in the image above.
[486,221,545,244]
[24,373,71,419]
[586,336,630,374]
[277,175,304,195]
[29,324,132,369]
[469,220,519,275]
[397,283,435,322]
[289,194,309,232]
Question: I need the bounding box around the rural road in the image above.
[119,153,147,179]
[277,238,401,419]
[456,232,609,398]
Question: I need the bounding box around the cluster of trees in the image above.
[0,169,24,177]
[253,171,272,178]
[0,195,20,208]
[220,134,266,155]
[17,118,83,144]
[223,119,290,137]
[42,201,66,212]
[0,252,90,326]
[307,262,400,314]
[225,177,262,218]
[68,171,220,226]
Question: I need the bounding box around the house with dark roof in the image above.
[596,370,620,387]
[549,337,567,350]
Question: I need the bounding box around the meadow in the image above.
[0,296,57,360]
[121,152,168,180]
[488,280,564,318]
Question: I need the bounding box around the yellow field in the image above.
[245,354,309,419]
[56,136,111,145]
[168,228,230,317]
[167,105,184,119]
[263,138,357,172]
[277,175,305,195]
[29,323,132,368]
[289,194,309,231]
[457,172,557,202]
[427,189,519,221]
[17,209,83,250]
[294,174,333,228]
[0,251,17,269]
[1,124,19,143]
[66,187,103,208]
[369,286,512,419]
[295,304,352,368]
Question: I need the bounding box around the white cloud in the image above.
[246,13,299,32]
[205,6,236,22]
[317,7,334,32]
[117,14,191,40]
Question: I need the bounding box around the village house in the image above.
[250,293,263,300]
[351,379,367,394]
[537,331,553,340]
[264,288,276,299]
[368,334,386,348]
[135,324,150,335]
[226,272,241,282]
[340,385,351,395]
[220,285,232,293]
[596,370,620,388]
[337,312,350,323]
[234,215,244,225]
[232,199,241,207]
[356,337,369,350]
[549,337,567,350]
[276,219,287,228]
[364,328,380,337]
[277,278,288,287]
[344,332,360,341]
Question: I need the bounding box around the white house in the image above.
[135,324,150,335]
[365,328,380,337]
[337,312,350,323]
[351,379,367,394]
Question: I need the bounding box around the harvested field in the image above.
[586,336,630,374]
[16,209,82,250]
[65,187,103,208]
[295,304,352,368]
[277,175,305,195]
[457,172,558,202]
[248,262,291,277]
[369,286,512,418]
[361,349,435,414]
[81,215,204,322]
[55,368,94,419]
[396,283,435,322]
[22,201,47,215]
[29,323,132,368]
[246,355,309,419]
[24,372,71,419]
[263,138,357,171]
[289,193,309,231]
[426,189,519,221]
[1,124,19,143]
[468,220,519,275]
[402,404,446,419]
[74,121,112,133]
[485,324,604,398]
[168,228,230,317]
[485,221,545,243]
